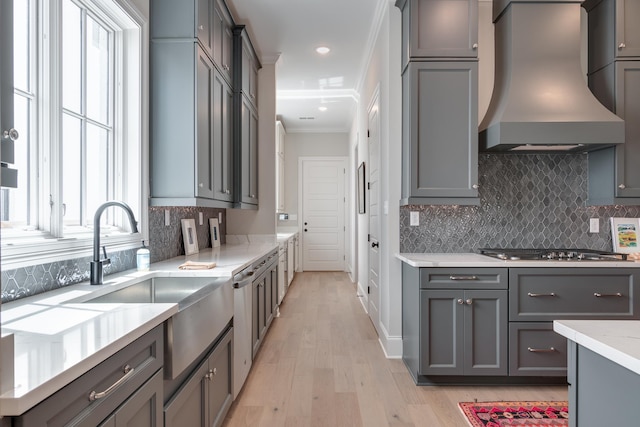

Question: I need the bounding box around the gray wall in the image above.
[400,153,640,253]
[1,207,226,303]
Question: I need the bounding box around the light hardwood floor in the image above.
[223,272,567,427]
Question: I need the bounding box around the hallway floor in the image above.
[222,272,567,427]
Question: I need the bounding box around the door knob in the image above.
[371,242,379,248]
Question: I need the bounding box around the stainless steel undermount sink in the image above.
[83,276,233,379]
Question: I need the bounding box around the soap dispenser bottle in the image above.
[137,240,150,271]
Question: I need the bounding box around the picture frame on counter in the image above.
[610,217,640,253]
[209,218,221,248]
[181,218,199,255]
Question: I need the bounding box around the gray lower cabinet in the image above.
[400,61,479,205]
[588,62,640,204]
[403,264,640,383]
[13,326,163,427]
[164,327,233,427]
[252,259,278,358]
[420,289,508,376]
[395,0,478,68]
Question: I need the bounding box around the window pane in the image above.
[86,16,110,124]
[85,123,109,225]
[13,0,30,92]
[62,0,82,113]
[1,95,30,227]
[62,114,81,226]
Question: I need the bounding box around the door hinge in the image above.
[343,255,345,260]
[367,286,370,294]
[368,234,371,242]
[367,182,370,190]
[367,130,370,138]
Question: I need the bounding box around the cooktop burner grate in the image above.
[478,248,628,261]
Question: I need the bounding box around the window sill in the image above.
[1,233,143,271]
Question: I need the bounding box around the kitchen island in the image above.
[554,320,640,427]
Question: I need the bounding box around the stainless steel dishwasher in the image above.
[232,265,254,399]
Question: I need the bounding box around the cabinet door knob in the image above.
[619,184,626,189]
[619,42,626,49]
[465,299,473,305]
[472,184,479,189]
[457,298,464,305]
[198,25,204,31]
[251,194,256,198]
[472,43,478,49]
[199,183,203,188]
[3,128,19,141]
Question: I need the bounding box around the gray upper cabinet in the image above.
[213,70,234,202]
[401,61,479,205]
[213,0,234,84]
[586,0,640,205]
[150,42,233,208]
[234,26,261,110]
[396,0,478,68]
[0,0,17,188]
[233,27,261,208]
[150,0,214,60]
[584,0,640,73]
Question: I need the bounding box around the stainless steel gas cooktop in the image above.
[478,248,628,261]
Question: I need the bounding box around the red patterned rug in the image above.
[459,401,569,426]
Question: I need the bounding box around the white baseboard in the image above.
[377,322,402,359]
[356,281,368,313]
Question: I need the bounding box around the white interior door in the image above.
[368,93,381,335]
[301,158,346,271]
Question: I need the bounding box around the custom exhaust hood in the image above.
[479,0,625,152]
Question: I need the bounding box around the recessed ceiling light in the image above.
[316,46,330,55]
[318,106,327,112]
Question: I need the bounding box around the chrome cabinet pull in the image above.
[472,184,479,189]
[528,347,555,353]
[472,43,478,49]
[449,275,478,281]
[89,365,134,401]
[465,299,473,305]
[619,184,626,189]
[527,292,556,297]
[594,292,623,297]
[205,368,215,380]
[457,298,464,305]
[619,42,626,49]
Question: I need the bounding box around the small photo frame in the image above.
[610,217,640,253]
[209,218,220,248]
[181,218,199,255]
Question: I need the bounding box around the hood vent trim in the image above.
[479,0,624,153]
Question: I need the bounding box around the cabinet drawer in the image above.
[509,268,640,321]
[420,268,508,289]
[509,322,567,376]
[16,326,163,427]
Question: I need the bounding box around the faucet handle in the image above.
[101,246,111,265]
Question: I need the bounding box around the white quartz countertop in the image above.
[0,241,277,416]
[396,253,640,268]
[554,320,640,376]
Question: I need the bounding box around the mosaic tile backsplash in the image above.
[1,206,226,303]
[400,153,640,253]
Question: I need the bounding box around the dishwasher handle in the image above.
[233,271,254,288]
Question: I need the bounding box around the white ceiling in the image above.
[227,0,387,133]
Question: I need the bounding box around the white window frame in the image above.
[2,0,149,270]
